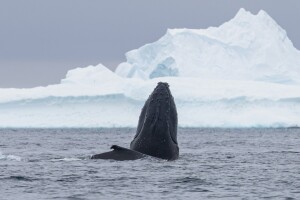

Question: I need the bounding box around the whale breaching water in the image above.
[91,82,179,161]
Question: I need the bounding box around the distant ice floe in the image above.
[0,8,300,128]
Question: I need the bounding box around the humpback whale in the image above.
[91,82,179,161]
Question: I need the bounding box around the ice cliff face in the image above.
[116,8,300,84]
[1,8,300,128]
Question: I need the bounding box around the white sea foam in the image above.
[52,158,82,162]
[0,151,22,161]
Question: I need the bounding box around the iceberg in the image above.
[116,8,300,84]
[1,8,300,128]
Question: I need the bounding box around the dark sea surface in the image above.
[0,128,300,200]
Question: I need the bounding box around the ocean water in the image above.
[0,128,299,200]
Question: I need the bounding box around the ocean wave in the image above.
[51,157,83,162]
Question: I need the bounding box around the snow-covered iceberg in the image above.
[1,8,300,128]
[116,8,300,84]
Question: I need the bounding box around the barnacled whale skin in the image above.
[91,82,179,161]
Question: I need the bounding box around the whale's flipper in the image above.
[91,145,146,161]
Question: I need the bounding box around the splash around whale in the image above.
[91,82,179,161]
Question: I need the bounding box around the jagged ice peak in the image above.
[116,8,300,84]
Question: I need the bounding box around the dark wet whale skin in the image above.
[130,82,179,160]
[91,82,179,161]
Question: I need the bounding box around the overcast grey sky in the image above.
[0,0,299,88]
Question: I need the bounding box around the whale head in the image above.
[130,82,179,160]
